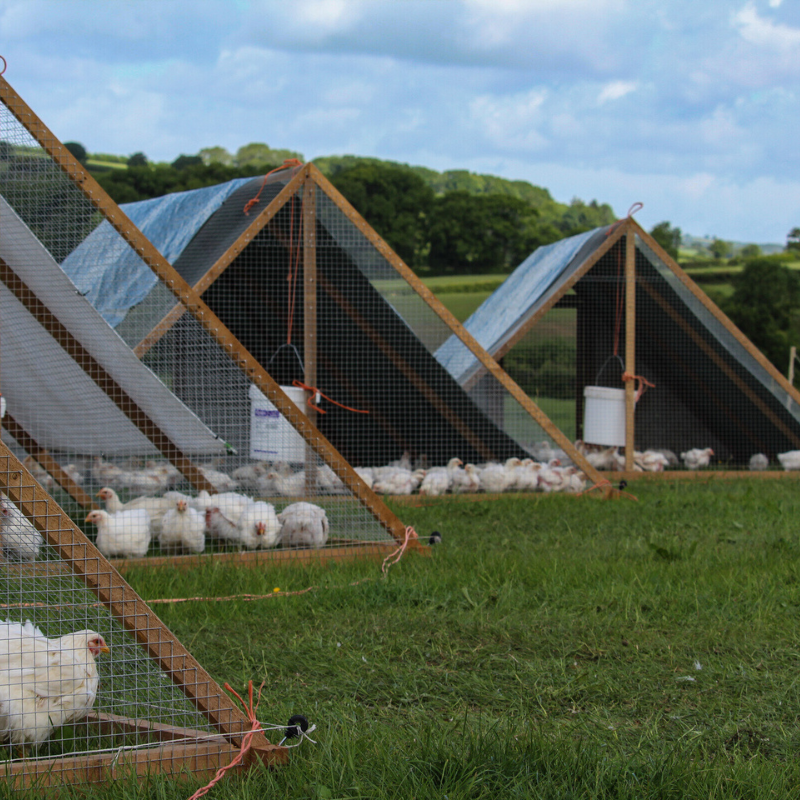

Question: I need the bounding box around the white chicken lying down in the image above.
[0,620,108,752]
[237,501,281,549]
[278,502,329,549]
[777,450,800,471]
[0,497,44,562]
[159,499,205,554]
[85,509,151,559]
[205,501,281,550]
[680,447,714,470]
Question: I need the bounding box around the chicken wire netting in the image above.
[475,230,800,473]
[149,172,593,497]
[0,84,399,560]
[0,451,236,773]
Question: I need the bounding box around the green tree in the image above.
[171,154,203,170]
[649,221,682,261]
[127,152,148,167]
[427,192,541,274]
[234,142,303,168]
[739,243,762,259]
[709,238,732,259]
[330,162,434,268]
[64,141,87,164]
[787,227,800,252]
[199,146,232,166]
[722,258,800,369]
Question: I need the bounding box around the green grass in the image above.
[44,480,800,799]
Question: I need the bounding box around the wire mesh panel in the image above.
[454,219,800,474]
[0,76,407,567]
[0,444,281,786]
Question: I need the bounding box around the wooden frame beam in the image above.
[0,257,215,495]
[624,229,636,471]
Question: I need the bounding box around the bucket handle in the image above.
[594,354,625,386]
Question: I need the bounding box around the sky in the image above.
[0,0,798,244]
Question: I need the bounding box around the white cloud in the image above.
[733,4,800,51]
[469,89,549,151]
[597,80,638,105]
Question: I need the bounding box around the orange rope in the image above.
[291,379,369,414]
[187,680,266,800]
[243,158,304,216]
[622,371,655,403]
[381,526,418,577]
[285,194,304,345]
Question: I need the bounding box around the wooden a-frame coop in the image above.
[0,74,435,568]
[0,73,616,538]
[0,447,287,787]
[436,219,800,477]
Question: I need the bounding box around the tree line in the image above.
[73,142,615,276]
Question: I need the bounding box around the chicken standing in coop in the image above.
[278,502,329,549]
[159,498,205,554]
[681,447,714,469]
[0,620,108,754]
[777,450,800,470]
[749,453,770,471]
[85,509,151,559]
[0,497,43,562]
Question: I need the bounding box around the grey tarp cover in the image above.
[61,178,254,327]
[0,195,227,456]
[435,226,610,384]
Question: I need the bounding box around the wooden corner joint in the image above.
[247,743,290,767]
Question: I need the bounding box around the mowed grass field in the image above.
[60,478,800,800]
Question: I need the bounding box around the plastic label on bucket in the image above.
[249,384,308,461]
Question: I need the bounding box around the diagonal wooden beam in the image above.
[1,412,97,508]
[631,218,800,410]
[133,166,306,358]
[0,257,215,495]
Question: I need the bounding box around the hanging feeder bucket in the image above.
[249,384,309,462]
[583,385,627,448]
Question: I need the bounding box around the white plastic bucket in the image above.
[249,384,308,461]
[583,386,626,447]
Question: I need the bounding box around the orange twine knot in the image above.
[381,526,418,577]
[291,380,369,415]
[622,371,655,402]
[187,680,266,800]
[243,158,304,215]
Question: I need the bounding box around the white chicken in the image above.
[22,457,53,490]
[0,620,108,753]
[451,463,482,493]
[479,462,515,493]
[749,453,770,471]
[198,466,239,493]
[373,468,425,495]
[419,458,464,497]
[0,497,43,562]
[237,501,281,549]
[85,509,151,559]
[159,499,205,554]
[204,506,242,544]
[681,447,714,470]
[777,450,800,470]
[278,502,329,549]
[95,488,170,536]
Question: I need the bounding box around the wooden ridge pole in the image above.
[624,226,636,471]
